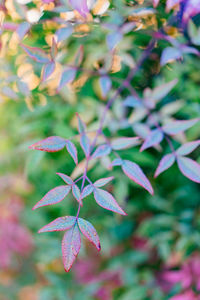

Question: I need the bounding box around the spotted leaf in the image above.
[78,218,101,251]
[56,173,74,185]
[66,140,78,164]
[38,216,76,233]
[29,136,67,152]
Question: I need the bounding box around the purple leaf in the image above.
[21,44,50,64]
[177,156,200,183]
[123,96,143,108]
[56,25,73,42]
[107,31,122,50]
[122,160,154,194]
[162,119,199,135]
[111,137,140,150]
[66,140,78,164]
[58,68,76,91]
[99,76,112,98]
[29,136,67,152]
[110,158,123,167]
[69,0,89,17]
[56,172,74,185]
[140,129,164,151]
[72,184,82,204]
[17,22,30,40]
[80,133,90,157]
[33,185,71,210]
[91,144,111,159]
[78,218,101,251]
[176,140,200,156]
[94,188,127,215]
[81,185,94,199]
[94,177,114,187]
[154,154,176,177]
[161,47,182,66]
[38,216,76,233]
[42,61,55,82]
[76,113,86,134]
[62,224,81,272]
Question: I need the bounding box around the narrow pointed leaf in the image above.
[58,68,76,91]
[94,188,127,215]
[140,129,164,151]
[161,47,182,66]
[155,154,176,177]
[80,133,90,157]
[69,0,89,17]
[78,218,101,251]
[29,136,67,152]
[177,156,200,183]
[66,140,78,164]
[76,113,86,134]
[50,37,57,60]
[150,79,178,103]
[62,224,81,272]
[17,22,30,40]
[111,137,140,150]
[42,61,55,81]
[122,160,154,194]
[81,185,94,199]
[94,177,114,187]
[162,119,199,135]
[123,95,143,108]
[176,140,200,156]
[56,25,73,42]
[21,44,50,64]
[92,144,111,159]
[99,76,112,98]
[38,216,76,233]
[33,185,71,210]
[72,184,82,204]
[56,172,74,185]
[110,158,123,167]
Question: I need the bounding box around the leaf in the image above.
[122,160,154,194]
[94,188,127,215]
[140,129,164,151]
[76,113,86,134]
[154,154,176,177]
[56,25,73,42]
[72,184,82,204]
[176,140,200,156]
[110,158,123,167]
[80,133,90,157]
[21,44,50,64]
[56,172,74,185]
[81,185,94,199]
[177,156,200,183]
[161,47,182,66]
[78,218,101,251]
[111,137,140,150]
[99,76,112,98]
[94,177,114,187]
[69,0,89,17]
[150,79,178,103]
[50,37,57,60]
[33,185,71,210]
[42,61,55,82]
[91,144,111,159]
[58,68,76,91]
[66,140,78,164]
[17,22,30,40]
[73,45,84,66]
[62,224,81,272]
[107,31,122,50]
[123,96,143,108]
[29,136,67,152]
[162,119,199,135]
[38,216,76,233]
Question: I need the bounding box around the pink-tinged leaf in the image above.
[72,184,82,204]
[56,25,73,42]
[91,144,111,159]
[94,177,114,187]
[17,22,30,40]
[122,160,154,195]
[99,76,112,98]
[177,156,200,183]
[33,185,71,210]
[50,37,57,60]
[162,119,199,135]
[29,136,67,152]
[107,31,122,50]
[38,216,76,233]
[58,68,76,91]
[42,61,55,82]
[140,129,164,151]
[62,224,81,272]
[76,113,86,134]
[176,140,200,156]
[110,158,123,167]
[69,0,89,17]
[74,45,84,66]
[161,47,182,66]
[154,154,176,177]
[78,218,101,251]
[80,133,90,157]
[66,140,78,164]
[111,137,140,150]
[123,96,143,108]
[56,172,74,185]
[21,44,50,64]
[81,185,94,199]
[93,188,127,215]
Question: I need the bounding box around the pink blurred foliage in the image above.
[73,251,122,300]
[0,198,33,269]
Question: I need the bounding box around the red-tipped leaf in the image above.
[78,218,101,251]
[29,136,67,152]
